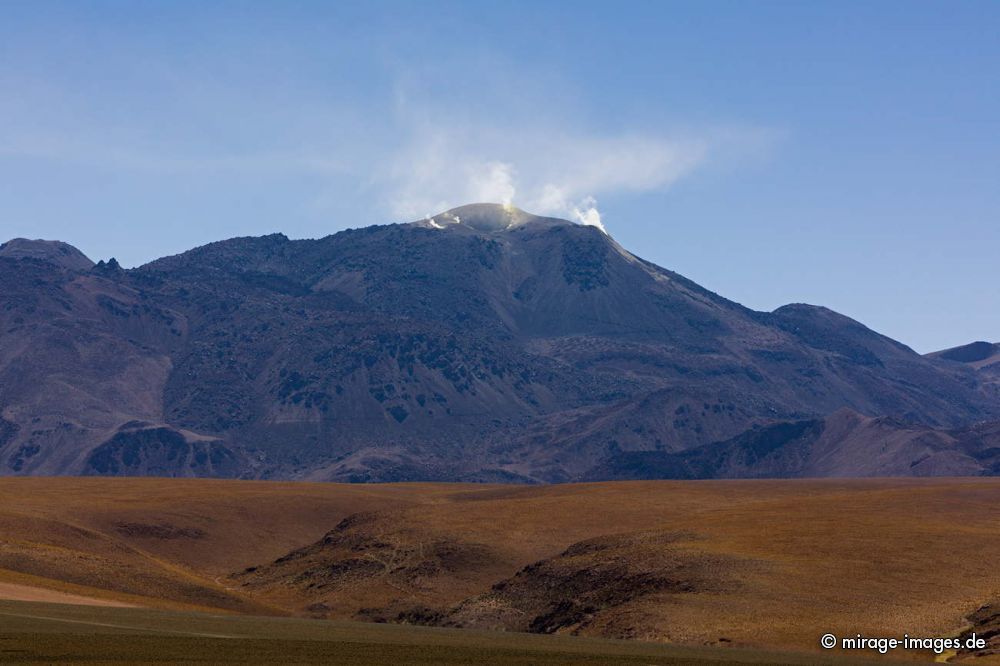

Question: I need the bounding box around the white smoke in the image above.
[529,185,606,233]
[469,161,516,207]
[571,196,606,233]
[383,124,719,233]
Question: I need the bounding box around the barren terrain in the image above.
[3,477,1000,661]
[4,206,998,483]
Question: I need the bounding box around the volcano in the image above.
[1,204,996,481]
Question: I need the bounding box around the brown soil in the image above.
[0,582,137,607]
[4,476,1000,659]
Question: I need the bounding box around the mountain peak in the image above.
[928,341,1000,367]
[0,238,94,271]
[417,203,573,233]
[0,213,997,483]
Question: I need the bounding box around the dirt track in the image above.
[0,582,137,607]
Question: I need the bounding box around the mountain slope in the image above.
[583,408,1000,480]
[927,340,1000,406]
[0,238,95,271]
[928,340,1000,368]
[0,205,996,481]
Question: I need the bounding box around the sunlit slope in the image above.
[2,477,1000,658]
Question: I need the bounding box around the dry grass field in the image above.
[0,598,883,665]
[2,477,1000,662]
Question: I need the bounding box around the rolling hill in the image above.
[2,476,1000,660]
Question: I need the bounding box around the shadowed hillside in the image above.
[1,204,997,481]
[583,409,1000,480]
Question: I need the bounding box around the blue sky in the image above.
[1,1,997,352]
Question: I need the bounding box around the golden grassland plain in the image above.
[0,599,883,665]
[2,477,1000,663]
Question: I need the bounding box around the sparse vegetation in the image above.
[0,600,877,665]
[2,477,1000,660]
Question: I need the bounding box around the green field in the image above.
[0,600,879,665]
